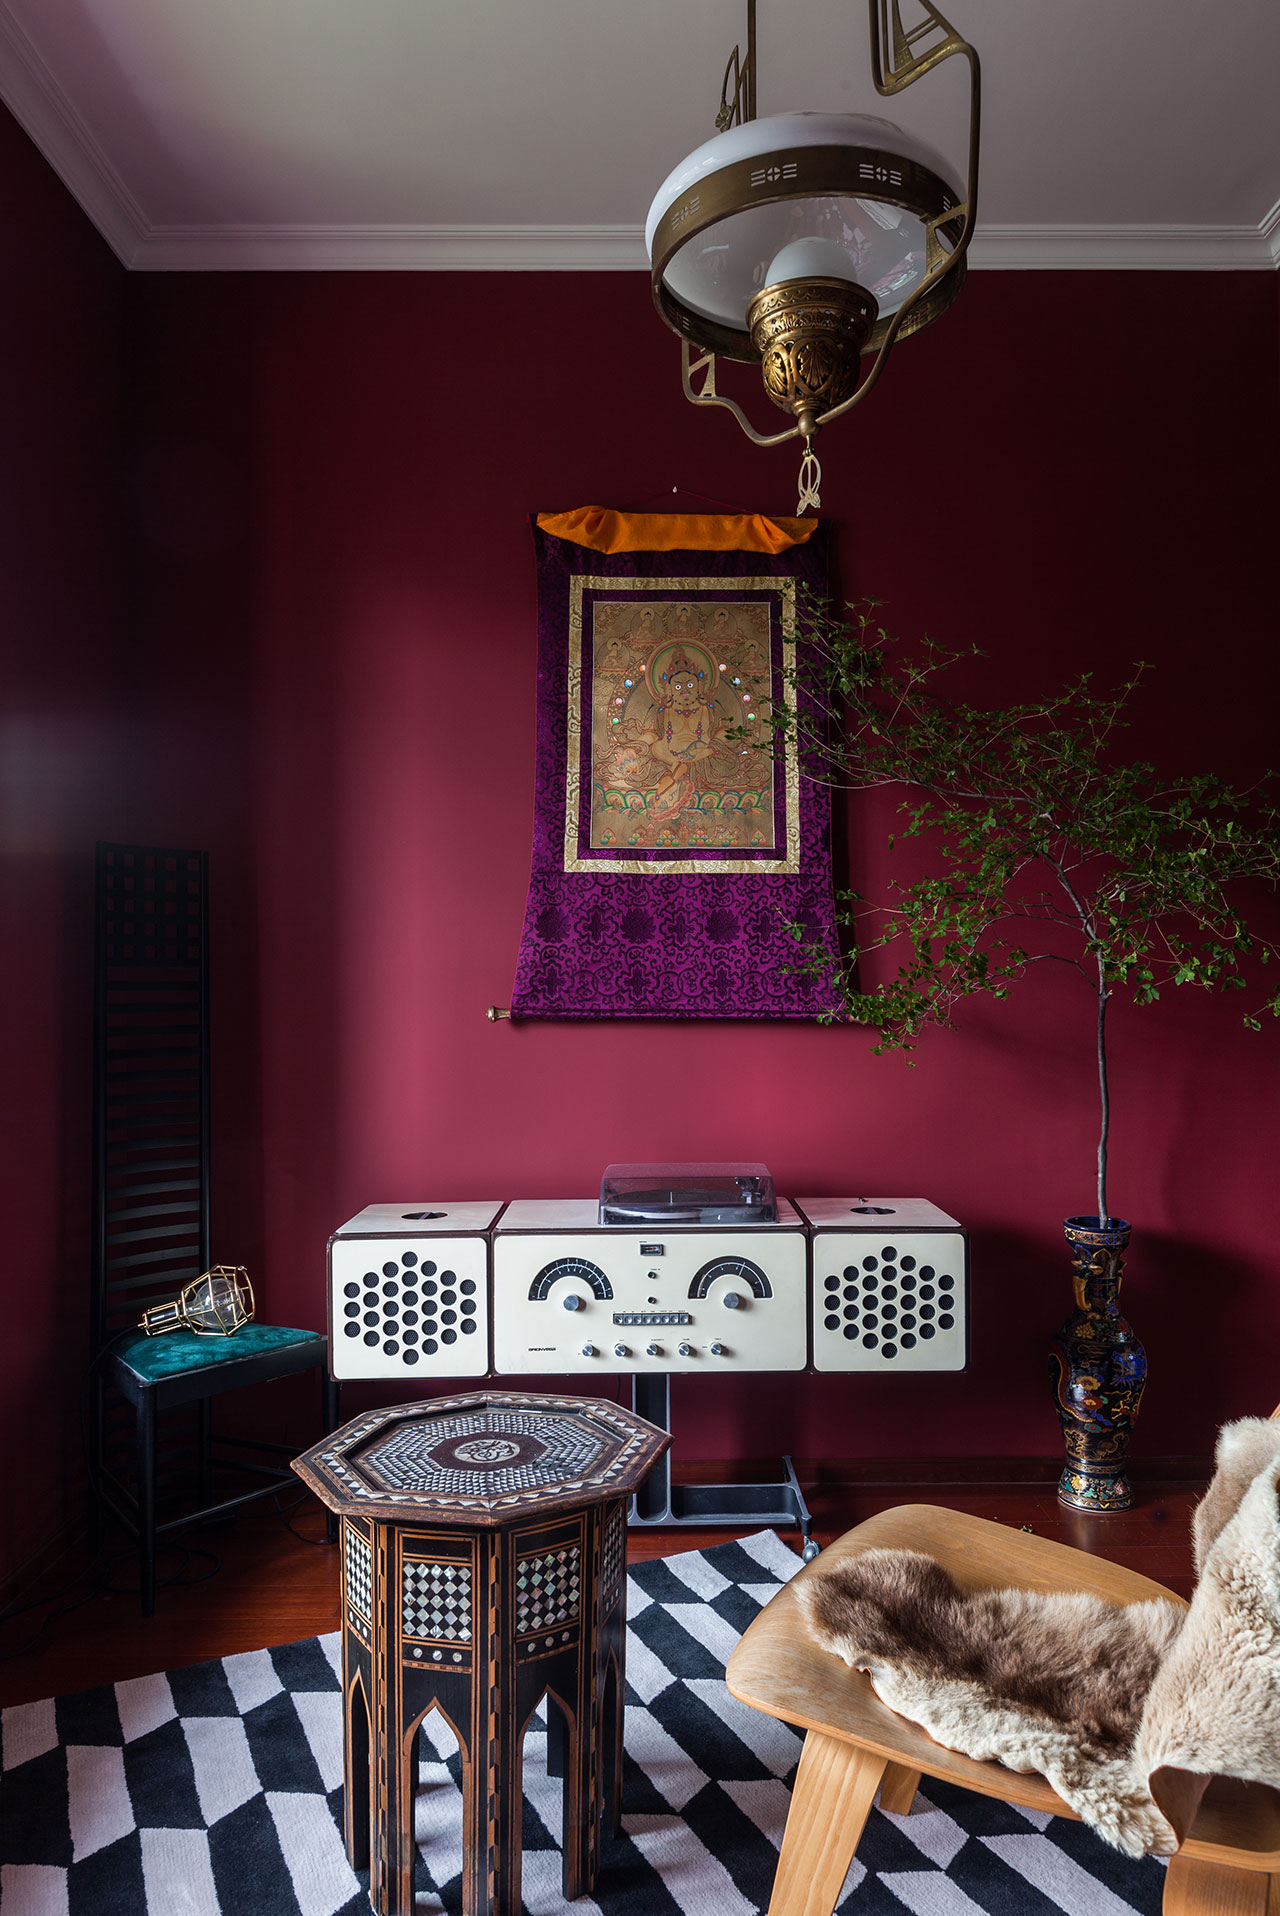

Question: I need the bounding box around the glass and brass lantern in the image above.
[646,0,980,510]
[139,1265,255,1337]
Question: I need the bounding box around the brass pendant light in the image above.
[646,0,980,511]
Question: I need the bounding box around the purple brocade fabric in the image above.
[510,522,839,1020]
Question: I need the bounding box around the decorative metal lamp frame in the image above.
[138,1264,256,1337]
[647,0,980,508]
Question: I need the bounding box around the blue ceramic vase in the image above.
[1049,1215,1147,1512]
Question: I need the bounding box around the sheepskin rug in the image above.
[800,1418,1280,1858]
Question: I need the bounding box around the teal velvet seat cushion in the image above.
[112,1322,325,1384]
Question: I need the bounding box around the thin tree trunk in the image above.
[1096,964,1111,1227]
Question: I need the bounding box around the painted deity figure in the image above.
[630,644,736,822]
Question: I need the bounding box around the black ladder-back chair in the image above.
[90,842,338,1614]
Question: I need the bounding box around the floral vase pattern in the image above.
[1049,1215,1146,1512]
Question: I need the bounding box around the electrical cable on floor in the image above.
[0,1540,222,1662]
[269,1486,333,1546]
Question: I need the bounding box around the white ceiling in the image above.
[1,0,1277,272]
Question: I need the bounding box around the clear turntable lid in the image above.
[599,1162,777,1226]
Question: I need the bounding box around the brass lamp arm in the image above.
[681,0,980,452]
[809,0,982,433]
[681,344,804,447]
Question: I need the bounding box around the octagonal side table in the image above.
[293,1389,669,1916]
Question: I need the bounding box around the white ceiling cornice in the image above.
[128,223,651,273]
[122,220,1280,275]
[1262,199,1280,268]
[0,0,147,263]
[2,0,1278,275]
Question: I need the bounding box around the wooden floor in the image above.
[0,1466,1204,1711]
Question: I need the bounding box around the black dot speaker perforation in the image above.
[798,1198,968,1374]
[327,1202,501,1380]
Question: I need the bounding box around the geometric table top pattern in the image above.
[292,1388,670,1526]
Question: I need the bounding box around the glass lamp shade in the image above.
[139,1265,255,1337]
[646,110,966,364]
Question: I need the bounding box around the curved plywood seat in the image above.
[726,1505,1280,1916]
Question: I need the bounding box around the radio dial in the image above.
[722,1291,742,1310]
[562,1293,583,1312]
[613,1342,629,1358]
[580,1342,596,1358]
[678,1342,694,1358]
[646,1341,662,1357]
[710,1341,726,1357]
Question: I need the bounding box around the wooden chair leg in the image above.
[88,1373,106,1556]
[1164,1854,1271,1915]
[137,1389,157,1617]
[878,1763,921,1817]
[196,1398,212,1509]
[769,1734,888,1916]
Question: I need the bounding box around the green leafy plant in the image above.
[764,597,1280,1225]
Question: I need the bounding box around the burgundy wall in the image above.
[0,107,128,1580]
[3,96,1277,1590]
[122,266,1280,1470]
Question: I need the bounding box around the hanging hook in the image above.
[796,438,822,515]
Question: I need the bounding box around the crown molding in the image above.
[968,220,1280,272]
[1261,198,1280,267]
[129,222,651,272]
[128,218,1280,273]
[0,2,148,264]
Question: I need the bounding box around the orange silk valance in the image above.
[535,507,817,555]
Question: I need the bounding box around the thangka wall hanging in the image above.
[510,508,838,1019]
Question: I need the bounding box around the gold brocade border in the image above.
[563,575,800,877]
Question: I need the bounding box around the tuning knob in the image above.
[710,1341,726,1357]
[722,1291,742,1310]
[645,1342,662,1357]
[613,1342,629,1358]
[580,1343,596,1358]
[562,1293,583,1311]
[678,1342,694,1358]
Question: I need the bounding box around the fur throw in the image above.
[800,1418,1280,1858]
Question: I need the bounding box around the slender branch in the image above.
[1096,956,1111,1226]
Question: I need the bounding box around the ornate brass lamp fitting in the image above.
[646,0,981,513]
[746,276,878,436]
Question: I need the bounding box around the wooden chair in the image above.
[726,1501,1280,1916]
[90,843,339,1614]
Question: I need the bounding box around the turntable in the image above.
[598,1162,777,1226]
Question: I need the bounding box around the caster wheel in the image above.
[801,1539,821,1563]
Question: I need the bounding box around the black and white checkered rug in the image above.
[1,1531,1166,1915]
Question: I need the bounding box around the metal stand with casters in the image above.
[628,1375,821,1561]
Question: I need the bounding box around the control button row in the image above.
[582,1342,730,1358]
